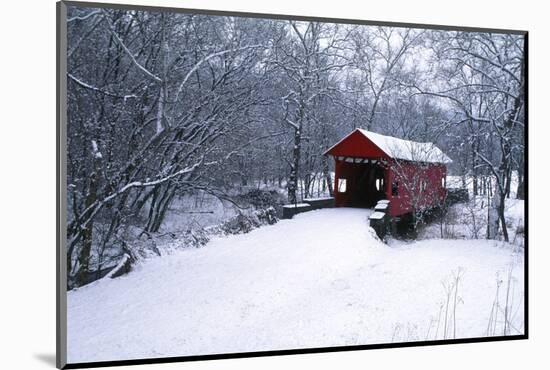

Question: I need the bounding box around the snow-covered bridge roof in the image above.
[325,128,452,164]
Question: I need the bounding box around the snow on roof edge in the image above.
[358,129,452,164]
[324,128,452,165]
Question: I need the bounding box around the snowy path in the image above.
[67,208,524,363]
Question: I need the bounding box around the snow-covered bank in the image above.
[419,197,525,244]
[67,208,524,363]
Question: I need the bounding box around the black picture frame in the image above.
[57,1,528,368]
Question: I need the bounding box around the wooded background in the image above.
[65,6,525,287]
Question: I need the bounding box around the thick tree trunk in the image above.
[322,156,333,196]
[472,137,479,196]
[487,190,499,240]
[303,175,310,199]
[516,174,524,200]
[76,148,101,286]
[516,158,525,199]
[498,192,509,242]
[156,84,165,134]
[505,168,512,199]
[287,128,301,205]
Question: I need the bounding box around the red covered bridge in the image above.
[324,129,452,218]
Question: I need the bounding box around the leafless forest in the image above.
[66,6,525,288]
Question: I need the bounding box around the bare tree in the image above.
[410,31,525,241]
[350,27,425,130]
[270,21,351,203]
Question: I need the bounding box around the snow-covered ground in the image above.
[67,208,524,364]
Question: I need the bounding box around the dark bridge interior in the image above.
[336,161,387,208]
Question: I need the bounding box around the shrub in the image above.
[237,189,286,210]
